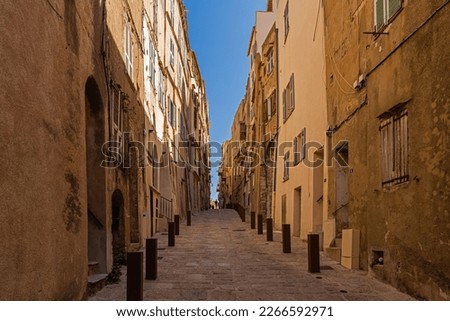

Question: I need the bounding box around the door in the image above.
[293,188,302,237]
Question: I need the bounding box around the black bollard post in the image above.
[282,224,291,253]
[266,218,273,241]
[187,210,191,226]
[174,214,180,235]
[257,214,263,235]
[308,233,321,273]
[127,251,143,301]
[168,222,175,247]
[251,212,256,229]
[145,239,157,280]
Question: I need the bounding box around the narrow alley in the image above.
[90,210,412,301]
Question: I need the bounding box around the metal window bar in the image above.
[381,110,408,188]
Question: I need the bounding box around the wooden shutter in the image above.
[375,0,385,31]
[271,91,277,115]
[282,89,287,121]
[388,0,402,19]
[290,75,295,112]
[300,128,306,161]
[293,136,298,165]
[263,98,268,122]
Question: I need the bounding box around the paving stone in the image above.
[90,209,414,301]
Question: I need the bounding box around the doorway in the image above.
[112,190,126,265]
[150,189,154,237]
[85,76,107,273]
[335,143,349,239]
[293,188,302,237]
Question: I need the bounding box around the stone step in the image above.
[88,261,99,276]
[87,273,108,297]
[325,247,341,263]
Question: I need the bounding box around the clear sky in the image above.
[184,0,267,200]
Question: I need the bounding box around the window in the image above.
[110,85,123,146]
[153,1,158,34]
[284,0,290,40]
[170,0,174,25]
[124,19,133,78]
[264,91,276,122]
[283,74,295,121]
[180,110,187,140]
[110,84,124,165]
[267,49,274,75]
[149,39,156,88]
[294,128,306,165]
[158,70,165,110]
[177,62,182,88]
[169,38,174,67]
[239,122,246,141]
[152,146,158,188]
[178,22,182,42]
[283,152,290,181]
[374,0,402,31]
[168,98,176,128]
[379,106,408,188]
[289,74,295,111]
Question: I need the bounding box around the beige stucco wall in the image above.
[0,0,106,299]
[273,0,328,240]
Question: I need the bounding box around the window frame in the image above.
[169,38,175,67]
[284,0,290,41]
[267,49,274,75]
[124,18,133,79]
[379,106,409,188]
[283,74,295,122]
[294,128,306,166]
[374,0,403,32]
[283,151,290,181]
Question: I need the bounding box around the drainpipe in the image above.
[271,27,280,220]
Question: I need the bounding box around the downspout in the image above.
[271,27,280,220]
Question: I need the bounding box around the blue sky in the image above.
[184,0,267,200]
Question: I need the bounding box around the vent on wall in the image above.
[371,250,384,267]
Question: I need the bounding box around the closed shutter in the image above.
[293,137,298,165]
[388,0,402,19]
[271,91,277,116]
[375,0,385,30]
[290,75,295,112]
[300,128,306,161]
[263,98,268,122]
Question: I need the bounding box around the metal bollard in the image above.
[168,222,175,247]
[145,238,157,280]
[308,233,321,273]
[251,212,256,229]
[174,214,180,235]
[257,214,263,235]
[187,210,191,226]
[282,224,291,253]
[127,251,143,301]
[266,218,273,241]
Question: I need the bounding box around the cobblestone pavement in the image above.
[90,209,414,301]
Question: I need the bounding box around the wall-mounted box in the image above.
[341,229,360,269]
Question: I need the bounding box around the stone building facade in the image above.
[220,0,450,300]
[323,0,450,300]
[0,0,210,300]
